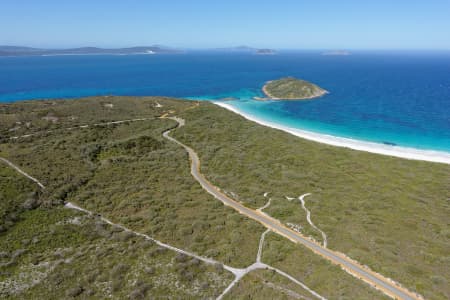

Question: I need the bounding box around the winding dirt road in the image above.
[163,116,423,300]
[0,112,423,300]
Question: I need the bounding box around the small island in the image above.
[260,77,328,100]
[322,50,351,56]
[255,48,276,55]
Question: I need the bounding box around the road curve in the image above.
[162,117,422,300]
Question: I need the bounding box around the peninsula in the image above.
[261,77,328,100]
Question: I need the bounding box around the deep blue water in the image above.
[1,51,449,152]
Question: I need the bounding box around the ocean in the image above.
[1,51,449,154]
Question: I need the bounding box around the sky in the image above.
[1,0,450,50]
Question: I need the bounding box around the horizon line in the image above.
[2,44,450,52]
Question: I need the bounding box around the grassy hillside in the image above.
[263,77,328,99]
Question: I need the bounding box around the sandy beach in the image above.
[214,102,450,165]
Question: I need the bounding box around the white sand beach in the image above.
[214,102,450,165]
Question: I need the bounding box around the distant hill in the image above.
[211,46,276,54]
[322,50,351,56]
[0,45,182,56]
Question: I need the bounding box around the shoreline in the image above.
[213,101,450,165]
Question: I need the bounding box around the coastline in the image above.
[213,101,450,165]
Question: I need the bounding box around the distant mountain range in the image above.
[0,46,182,56]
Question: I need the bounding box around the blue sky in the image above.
[1,0,449,49]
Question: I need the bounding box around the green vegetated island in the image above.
[260,77,328,100]
[0,96,449,300]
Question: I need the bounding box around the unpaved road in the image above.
[0,155,323,300]
[163,116,422,300]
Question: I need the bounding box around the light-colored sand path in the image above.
[9,117,156,140]
[164,115,423,300]
[258,192,272,211]
[66,201,324,300]
[64,202,243,277]
[0,157,46,189]
[163,120,325,300]
[0,154,243,279]
[217,228,326,300]
[2,108,423,300]
[257,229,271,263]
[298,193,328,248]
[1,147,323,300]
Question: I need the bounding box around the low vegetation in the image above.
[261,233,389,299]
[263,77,328,100]
[0,204,233,299]
[224,269,318,300]
[1,96,448,299]
[174,101,450,300]
[0,166,39,233]
[0,97,264,270]
[0,96,268,298]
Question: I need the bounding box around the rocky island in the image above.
[260,77,328,100]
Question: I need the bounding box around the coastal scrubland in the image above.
[224,269,319,300]
[260,233,390,299]
[0,97,264,269]
[0,166,39,234]
[0,195,233,299]
[263,77,328,99]
[1,96,447,299]
[174,101,450,300]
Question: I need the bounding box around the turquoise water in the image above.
[1,51,449,152]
